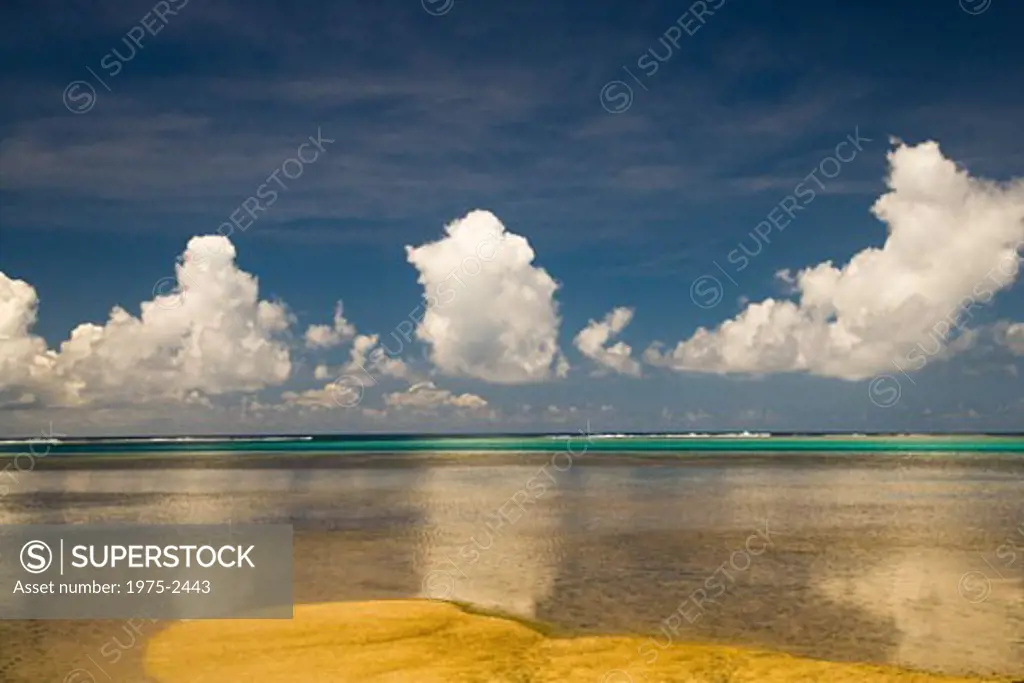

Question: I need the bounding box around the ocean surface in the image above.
[1,439,1022,681]
[3,432,1024,454]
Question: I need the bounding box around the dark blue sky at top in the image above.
[1,0,1022,432]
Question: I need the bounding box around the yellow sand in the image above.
[144,600,1008,682]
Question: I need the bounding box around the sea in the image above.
[1,433,1022,681]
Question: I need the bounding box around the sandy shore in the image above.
[140,600,1013,682]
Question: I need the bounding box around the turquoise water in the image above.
[2,434,1024,455]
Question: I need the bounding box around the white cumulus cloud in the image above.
[383,381,489,412]
[995,321,1024,355]
[646,141,1024,380]
[348,333,411,380]
[0,235,293,407]
[0,272,56,406]
[406,209,566,384]
[574,306,641,376]
[287,333,412,411]
[304,300,356,349]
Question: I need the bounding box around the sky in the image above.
[1,0,1023,436]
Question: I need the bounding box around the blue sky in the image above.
[1,0,1023,435]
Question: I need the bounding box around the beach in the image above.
[1,448,1021,681]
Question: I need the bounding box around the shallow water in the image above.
[1,451,1022,681]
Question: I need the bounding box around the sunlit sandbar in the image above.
[144,600,1017,682]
